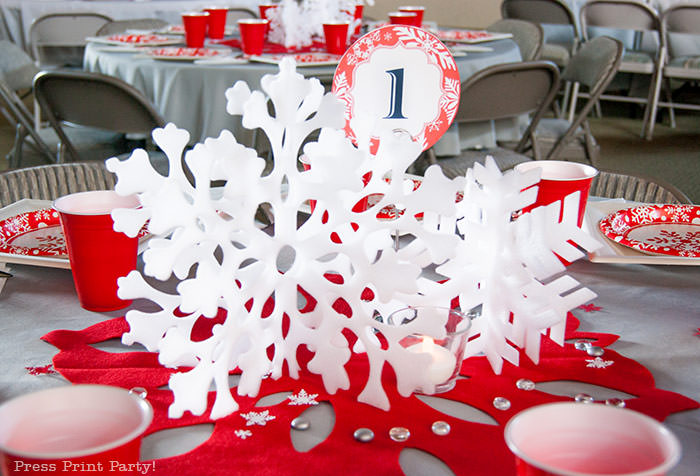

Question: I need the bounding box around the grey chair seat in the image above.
[591,169,692,204]
[540,43,571,67]
[620,51,656,74]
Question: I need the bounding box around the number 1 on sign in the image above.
[384,68,407,119]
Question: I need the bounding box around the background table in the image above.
[0,198,698,475]
[0,0,258,51]
[83,37,523,150]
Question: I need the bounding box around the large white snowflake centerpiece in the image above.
[106,57,601,420]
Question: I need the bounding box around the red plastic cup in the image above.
[204,7,228,39]
[238,19,268,55]
[0,385,153,476]
[352,3,364,36]
[182,11,209,47]
[504,402,681,476]
[398,6,425,27]
[388,11,419,26]
[54,190,140,312]
[258,3,277,35]
[323,22,349,55]
[514,161,598,228]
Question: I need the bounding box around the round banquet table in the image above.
[0,0,259,52]
[82,37,523,149]
[0,197,698,475]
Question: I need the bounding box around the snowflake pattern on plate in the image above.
[288,389,319,406]
[599,204,700,257]
[578,303,602,313]
[0,209,66,256]
[437,30,513,44]
[234,429,253,439]
[586,357,614,368]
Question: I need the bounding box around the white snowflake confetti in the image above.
[240,410,276,426]
[288,389,319,406]
[108,57,601,420]
[586,357,614,368]
[234,429,253,439]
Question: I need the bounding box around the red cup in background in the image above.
[182,11,209,47]
[258,3,277,35]
[514,161,598,227]
[504,402,681,476]
[238,19,268,55]
[323,22,349,55]
[204,7,228,39]
[54,190,140,312]
[388,11,419,26]
[0,385,153,476]
[352,2,364,36]
[398,6,425,27]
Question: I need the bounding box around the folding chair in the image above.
[652,4,700,128]
[96,18,169,36]
[419,60,560,178]
[487,19,544,61]
[33,70,166,167]
[590,169,691,204]
[226,7,258,26]
[580,0,665,140]
[532,36,623,164]
[29,12,113,69]
[0,162,116,208]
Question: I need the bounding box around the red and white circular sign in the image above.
[332,25,460,152]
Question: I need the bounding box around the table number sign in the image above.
[333,25,460,151]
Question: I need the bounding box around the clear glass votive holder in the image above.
[389,306,472,394]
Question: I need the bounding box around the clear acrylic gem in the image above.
[574,393,594,403]
[431,421,451,436]
[353,428,374,442]
[128,387,148,399]
[493,397,511,410]
[587,346,605,357]
[605,398,626,408]
[291,417,310,431]
[389,427,411,442]
[574,340,592,351]
[516,378,535,391]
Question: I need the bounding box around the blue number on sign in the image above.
[384,68,407,119]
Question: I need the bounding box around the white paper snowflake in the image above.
[240,410,276,426]
[107,58,601,420]
[288,389,319,406]
[586,357,614,368]
[234,429,253,439]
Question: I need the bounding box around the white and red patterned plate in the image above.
[0,208,66,257]
[146,47,227,61]
[598,204,700,258]
[437,29,513,44]
[86,34,181,47]
[249,53,341,67]
[371,176,464,221]
[332,25,460,152]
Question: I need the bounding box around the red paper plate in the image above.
[332,25,460,152]
[437,29,513,44]
[598,204,700,257]
[147,47,225,60]
[87,34,181,46]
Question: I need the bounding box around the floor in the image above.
[1,106,699,204]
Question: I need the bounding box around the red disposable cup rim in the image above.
[389,12,418,17]
[204,6,227,10]
[515,161,598,182]
[182,11,210,17]
[53,190,140,216]
[0,385,153,460]
[324,21,350,26]
[398,6,426,11]
[239,19,269,25]
[503,402,681,476]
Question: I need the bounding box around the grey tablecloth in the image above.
[0,247,698,474]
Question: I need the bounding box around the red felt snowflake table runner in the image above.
[42,312,698,476]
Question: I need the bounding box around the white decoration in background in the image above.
[267,0,365,48]
[107,58,601,420]
[288,389,319,406]
[241,410,276,426]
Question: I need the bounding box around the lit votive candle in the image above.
[407,336,457,386]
